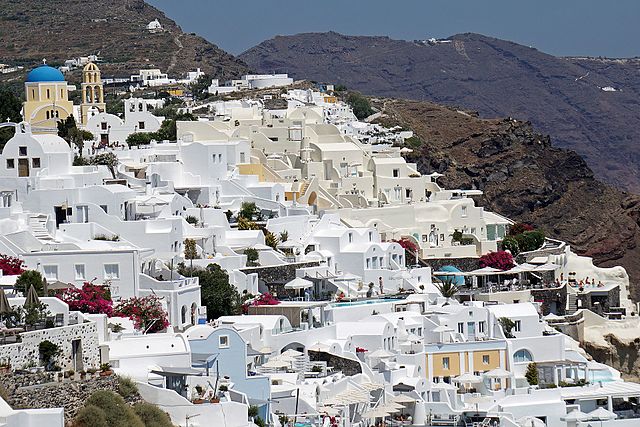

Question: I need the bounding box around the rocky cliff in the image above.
[0,0,248,79]
[373,98,640,299]
[241,32,640,192]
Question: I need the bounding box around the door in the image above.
[467,322,476,340]
[100,133,109,147]
[71,339,83,371]
[18,159,29,177]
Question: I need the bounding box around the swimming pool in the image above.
[330,298,404,308]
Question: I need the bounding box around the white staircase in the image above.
[567,293,578,315]
[28,214,54,241]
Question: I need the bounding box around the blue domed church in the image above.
[23,61,74,133]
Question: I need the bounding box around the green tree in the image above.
[346,92,374,120]
[179,263,241,320]
[151,112,195,142]
[237,217,259,230]
[265,232,279,249]
[501,236,520,256]
[0,86,22,147]
[279,230,289,242]
[184,238,198,268]
[126,132,154,147]
[90,152,118,178]
[38,340,61,371]
[190,74,212,100]
[244,248,259,266]
[238,202,259,220]
[525,362,539,386]
[15,270,44,296]
[498,317,516,338]
[435,276,458,299]
[69,127,94,155]
[133,402,173,427]
[84,390,144,427]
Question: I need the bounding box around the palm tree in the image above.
[436,276,458,299]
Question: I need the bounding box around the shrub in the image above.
[508,223,534,236]
[133,402,173,427]
[479,251,515,271]
[265,232,279,249]
[345,92,374,120]
[501,236,520,256]
[279,230,289,242]
[57,283,113,315]
[15,270,44,295]
[0,254,25,275]
[112,295,169,333]
[244,248,259,266]
[525,362,539,386]
[185,215,199,225]
[498,317,516,338]
[248,405,259,418]
[238,202,259,220]
[117,376,138,399]
[85,390,144,427]
[178,263,241,320]
[126,132,154,147]
[39,340,61,371]
[72,404,108,427]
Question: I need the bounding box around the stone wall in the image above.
[531,285,568,316]
[422,258,479,272]
[1,374,141,422]
[577,286,621,315]
[241,262,320,284]
[308,351,361,377]
[0,322,100,371]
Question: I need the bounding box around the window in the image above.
[218,153,222,163]
[348,232,353,243]
[514,320,522,332]
[461,206,468,218]
[482,355,490,365]
[442,357,450,370]
[218,335,229,348]
[74,264,86,280]
[43,265,58,281]
[32,158,41,168]
[457,322,464,334]
[46,89,50,99]
[368,231,373,241]
[101,122,108,130]
[19,147,27,156]
[514,349,533,363]
[138,121,145,130]
[240,152,246,163]
[478,321,486,334]
[100,205,108,213]
[104,263,120,280]
[6,159,14,169]
[393,168,400,178]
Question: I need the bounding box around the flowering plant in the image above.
[112,295,169,333]
[355,347,368,353]
[57,283,113,315]
[479,251,515,271]
[0,254,25,276]
[251,293,280,306]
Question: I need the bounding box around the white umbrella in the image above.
[392,394,416,404]
[400,147,413,153]
[468,266,503,276]
[588,407,617,421]
[261,359,290,369]
[517,416,546,427]
[281,349,304,357]
[432,325,454,333]
[308,342,330,352]
[362,408,390,419]
[394,270,413,280]
[267,153,283,159]
[284,277,313,290]
[453,373,483,383]
[484,368,511,378]
[535,262,560,272]
[561,409,591,422]
[368,349,394,359]
[404,333,421,343]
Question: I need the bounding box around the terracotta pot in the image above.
[193,399,205,404]
[99,370,113,377]
[210,397,220,403]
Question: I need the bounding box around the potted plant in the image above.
[99,363,113,377]
[79,369,86,380]
[0,360,11,374]
[87,367,97,378]
[64,369,75,379]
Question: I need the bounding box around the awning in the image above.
[284,277,313,290]
[467,267,503,276]
[150,367,203,376]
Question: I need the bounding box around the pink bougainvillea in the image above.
[112,295,169,333]
[479,251,515,271]
[251,293,281,306]
[57,283,113,315]
[0,254,25,276]
[355,347,368,353]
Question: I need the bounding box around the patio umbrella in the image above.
[47,281,72,291]
[368,349,394,359]
[560,409,591,422]
[308,342,330,352]
[453,373,483,383]
[517,416,546,427]
[484,368,511,378]
[0,288,11,315]
[261,359,290,369]
[393,394,416,404]
[362,408,390,419]
[284,277,313,290]
[281,349,303,357]
[25,284,40,308]
[588,407,617,421]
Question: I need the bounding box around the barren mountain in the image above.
[241,32,640,193]
[0,0,248,80]
[372,97,640,299]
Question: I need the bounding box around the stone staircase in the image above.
[299,180,310,197]
[28,214,54,241]
[567,293,578,315]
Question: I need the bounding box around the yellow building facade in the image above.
[23,65,74,133]
[426,344,505,383]
[79,62,106,125]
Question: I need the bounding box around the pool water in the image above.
[331,298,403,307]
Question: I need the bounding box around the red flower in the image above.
[56,282,113,315]
[479,251,515,271]
[0,254,25,276]
[112,295,169,333]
